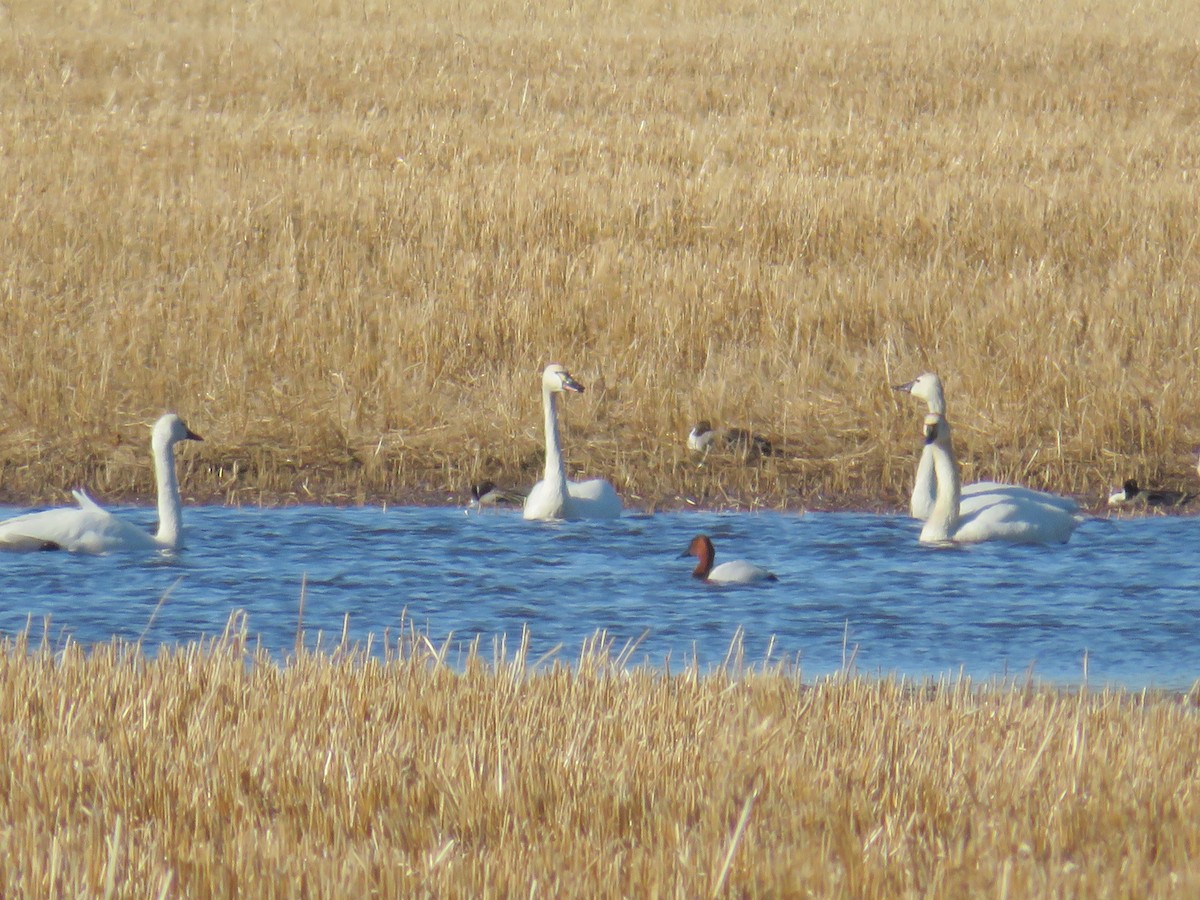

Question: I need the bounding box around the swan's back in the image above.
[0,497,157,554]
[565,479,622,519]
[951,494,1079,544]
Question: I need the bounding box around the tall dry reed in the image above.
[0,615,1197,896]
[0,0,1198,508]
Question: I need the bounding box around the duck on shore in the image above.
[687,421,773,459]
[1107,479,1195,509]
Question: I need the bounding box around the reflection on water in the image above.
[0,505,1197,689]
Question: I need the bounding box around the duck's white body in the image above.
[683,534,777,584]
[895,372,1079,520]
[0,414,202,553]
[523,365,622,521]
[919,415,1078,545]
[706,559,777,585]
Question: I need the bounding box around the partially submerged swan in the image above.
[687,421,773,458]
[0,413,203,553]
[523,364,622,521]
[919,414,1079,545]
[681,534,777,584]
[1107,479,1195,509]
[894,373,1079,519]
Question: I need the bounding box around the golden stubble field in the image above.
[1,619,1198,897]
[0,0,1198,510]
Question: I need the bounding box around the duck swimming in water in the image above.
[681,534,777,584]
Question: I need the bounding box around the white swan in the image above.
[681,534,777,584]
[920,414,1079,545]
[0,413,203,553]
[894,373,1079,519]
[523,364,622,521]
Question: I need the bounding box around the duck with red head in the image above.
[681,534,777,585]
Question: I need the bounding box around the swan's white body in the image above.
[920,415,1078,545]
[683,534,777,584]
[0,414,202,553]
[523,365,622,521]
[895,372,1079,520]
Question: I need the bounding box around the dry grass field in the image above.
[0,618,1196,896]
[1,0,1199,510]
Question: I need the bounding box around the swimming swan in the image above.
[0,413,203,553]
[523,364,622,521]
[681,534,777,584]
[894,373,1079,520]
[919,414,1079,545]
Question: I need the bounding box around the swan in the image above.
[687,421,773,458]
[919,414,1079,545]
[0,413,203,553]
[894,373,1079,519]
[523,364,622,521]
[1107,479,1195,509]
[681,534,777,584]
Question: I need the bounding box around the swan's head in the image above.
[894,373,946,415]
[542,364,584,394]
[687,421,716,452]
[152,413,203,449]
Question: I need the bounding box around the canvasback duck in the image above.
[681,534,777,584]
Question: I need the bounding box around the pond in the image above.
[0,504,1196,689]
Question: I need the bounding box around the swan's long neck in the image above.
[910,444,937,519]
[152,438,185,549]
[921,427,961,543]
[542,386,568,496]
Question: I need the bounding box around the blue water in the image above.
[0,505,1196,689]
